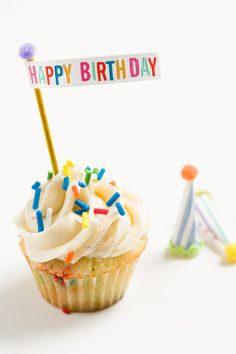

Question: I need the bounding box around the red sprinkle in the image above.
[53,275,59,283]
[62,306,71,315]
[94,208,109,215]
[53,275,65,286]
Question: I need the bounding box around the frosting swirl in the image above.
[14,166,149,263]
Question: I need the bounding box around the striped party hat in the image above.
[195,191,236,263]
[169,165,203,258]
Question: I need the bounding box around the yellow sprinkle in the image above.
[63,164,71,179]
[63,164,69,176]
[82,212,89,228]
[66,159,74,168]
[225,244,236,263]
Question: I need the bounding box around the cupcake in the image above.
[14,163,148,313]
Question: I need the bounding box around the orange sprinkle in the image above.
[109,181,116,186]
[181,165,198,181]
[71,185,80,198]
[65,250,75,264]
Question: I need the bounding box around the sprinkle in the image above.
[115,202,126,216]
[75,199,90,211]
[47,170,53,181]
[69,279,77,287]
[85,170,92,186]
[65,250,75,264]
[106,192,121,207]
[62,176,70,191]
[63,164,71,179]
[53,275,59,283]
[85,166,91,171]
[82,212,89,228]
[45,208,53,229]
[32,188,41,210]
[53,275,65,286]
[73,209,85,215]
[62,306,71,315]
[36,210,44,232]
[31,181,41,190]
[71,185,80,198]
[97,168,106,180]
[66,159,74,167]
[53,275,60,283]
[109,181,116,186]
[94,208,109,215]
[78,180,86,188]
[93,167,99,175]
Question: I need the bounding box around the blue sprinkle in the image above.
[74,209,86,215]
[74,199,90,211]
[32,188,41,210]
[115,202,126,216]
[78,180,86,188]
[106,192,121,207]
[97,168,106,180]
[62,176,69,191]
[85,166,91,171]
[36,210,44,232]
[31,181,41,190]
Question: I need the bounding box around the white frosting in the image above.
[14,167,149,263]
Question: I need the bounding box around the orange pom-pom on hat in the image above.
[181,165,198,181]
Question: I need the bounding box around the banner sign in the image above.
[25,53,159,88]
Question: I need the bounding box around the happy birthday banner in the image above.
[25,52,159,88]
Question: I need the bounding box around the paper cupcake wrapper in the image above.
[31,259,138,312]
[22,236,147,312]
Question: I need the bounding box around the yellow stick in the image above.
[19,44,59,175]
[34,88,59,175]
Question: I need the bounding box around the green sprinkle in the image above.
[85,170,92,186]
[93,167,99,175]
[69,279,77,287]
[47,170,53,181]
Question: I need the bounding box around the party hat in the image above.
[195,191,236,263]
[169,165,203,258]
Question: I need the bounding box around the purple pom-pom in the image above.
[19,43,35,60]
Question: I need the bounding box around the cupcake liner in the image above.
[21,236,147,312]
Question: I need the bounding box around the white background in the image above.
[1,1,236,353]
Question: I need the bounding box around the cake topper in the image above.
[19,44,159,174]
